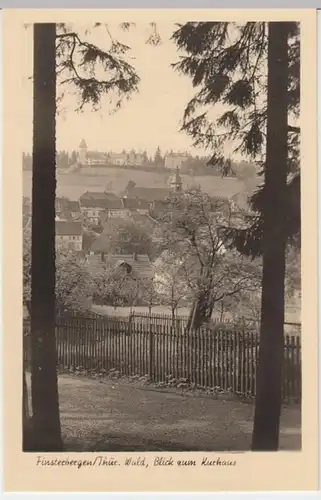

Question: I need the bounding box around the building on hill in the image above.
[77,139,108,166]
[77,140,148,168]
[107,151,127,165]
[164,151,189,170]
[127,149,147,166]
[55,220,83,252]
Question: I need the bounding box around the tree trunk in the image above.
[252,22,290,451]
[30,23,63,452]
[187,293,213,331]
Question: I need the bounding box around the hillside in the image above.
[23,169,255,201]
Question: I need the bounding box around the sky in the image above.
[21,22,215,157]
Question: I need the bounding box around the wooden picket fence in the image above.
[23,316,301,403]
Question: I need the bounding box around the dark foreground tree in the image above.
[29,23,62,451]
[25,22,141,450]
[251,22,290,451]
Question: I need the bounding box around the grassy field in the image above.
[26,374,301,451]
[23,169,245,200]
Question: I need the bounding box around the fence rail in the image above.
[23,316,301,403]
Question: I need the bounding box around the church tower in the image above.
[78,139,88,165]
[169,166,183,193]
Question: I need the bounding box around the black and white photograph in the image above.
[18,15,305,459]
[20,17,304,457]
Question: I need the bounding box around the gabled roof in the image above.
[126,187,171,202]
[80,191,122,209]
[56,220,82,236]
[79,139,87,149]
[122,198,150,210]
[82,198,124,210]
[80,191,119,200]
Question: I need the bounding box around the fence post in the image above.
[149,323,154,381]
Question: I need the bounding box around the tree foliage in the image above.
[24,229,93,314]
[158,189,262,327]
[102,216,153,256]
[153,250,190,316]
[56,23,140,112]
[172,22,301,256]
[91,261,139,308]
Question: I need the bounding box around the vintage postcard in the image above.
[2,8,318,492]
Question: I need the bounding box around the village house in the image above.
[79,191,122,225]
[107,151,128,166]
[126,149,147,166]
[77,140,149,168]
[77,139,108,166]
[124,186,172,203]
[99,203,131,228]
[124,167,183,204]
[164,151,189,170]
[56,197,82,221]
[55,220,83,252]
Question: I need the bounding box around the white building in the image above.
[55,220,83,252]
[164,152,189,170]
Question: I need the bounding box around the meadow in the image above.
[23,169,245,200]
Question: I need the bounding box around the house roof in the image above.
[126,187,171,202]
[56,198,80,213]
[56,220,82,236]
[87,253,153,279]
[80,191,119,200]
[122,198,150,210]
[80,191,122,209]
[79,139,87,149]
